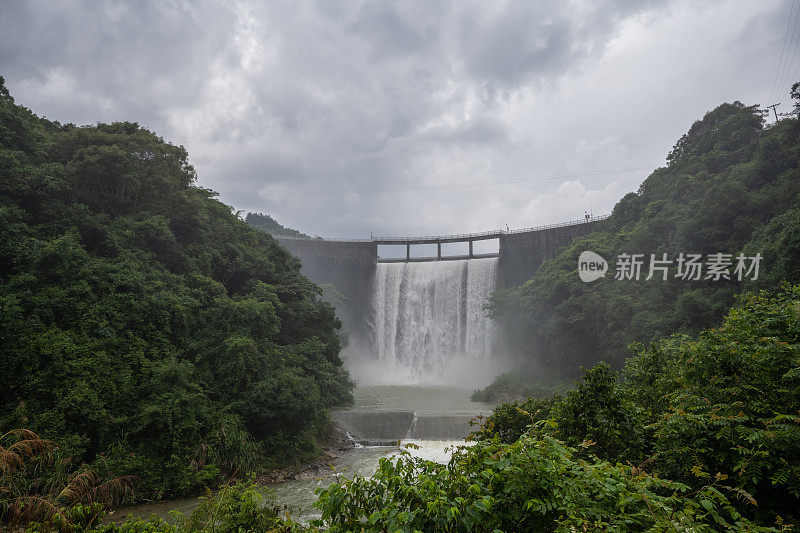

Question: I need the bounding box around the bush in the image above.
[549,363,648,464]
[473,395,557,444]
[479,364,647,465]
[314,435,773,532]
[180,479,284,533]
[638,286,800,522]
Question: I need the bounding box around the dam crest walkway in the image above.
[276,215,609,263]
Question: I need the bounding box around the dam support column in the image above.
[406,243,410,260]
[437,242,441,259]
[468,239,473,258]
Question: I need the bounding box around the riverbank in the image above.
[106,385,493,524]
[105,420,355,524]
[105,438,474,525]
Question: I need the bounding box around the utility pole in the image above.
[767,103,780,122]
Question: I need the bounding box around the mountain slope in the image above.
[0,77,352,498]
[245,212,311,239]
[490,99,800,373]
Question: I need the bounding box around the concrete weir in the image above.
[410,414,476,441]
[332,410,477,446]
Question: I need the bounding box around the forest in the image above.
[244,213,311,240]
[488,95,800,377]
[0,76,352,507]
[2,72,800,531]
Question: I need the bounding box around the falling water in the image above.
[365,258,498,384]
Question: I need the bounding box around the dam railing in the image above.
[275,214,609,262]
[275,214,610,244]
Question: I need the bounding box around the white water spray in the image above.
[354,258,498,385]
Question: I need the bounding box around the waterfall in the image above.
[364,257,498,384]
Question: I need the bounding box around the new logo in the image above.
[578,251,608,282]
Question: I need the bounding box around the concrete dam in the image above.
[275,216,606,384]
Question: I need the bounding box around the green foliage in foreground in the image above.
[313,436,773,532]
[637,286,800,523]
[477,364,649,464]
[173,479,302,533]
[23,479,308,533]
[481,286,800,527]
[0,77,352,500]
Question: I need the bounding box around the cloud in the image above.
[0,0,787,237]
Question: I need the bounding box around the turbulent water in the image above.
[364,258,498,384]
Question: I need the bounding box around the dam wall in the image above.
[331,410,414,445]
[276,218,604,294]
[275,237,377,343]
[497,219,603,287]
[274,217,606,351]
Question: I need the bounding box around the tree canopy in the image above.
[490,99,800,373]
[0,77,352,499]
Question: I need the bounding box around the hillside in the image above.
[245,212,311,239]
[0,77,352,499]
[490,99,800,375]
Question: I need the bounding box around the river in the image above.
[107,385,496,525]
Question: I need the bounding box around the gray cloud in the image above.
[0,0,789,237]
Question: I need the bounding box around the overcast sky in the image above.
[0,0,793,238]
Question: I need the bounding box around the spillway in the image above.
[365,257,498,384]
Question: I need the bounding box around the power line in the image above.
[782,3,800,89]
[789,34,800,93]
[776,1,800,102]
[769,0,796,105]
[265,165,651,196]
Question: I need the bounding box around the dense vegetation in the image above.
[0,77,352,503]
[312,285,800,531]
[245,212,311,239]
[8,289,796,533]
[3,72,800,531]
[489,98,800,375]
[316,437,769,531]
[2,432,305,533]
[302,97,800,531]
